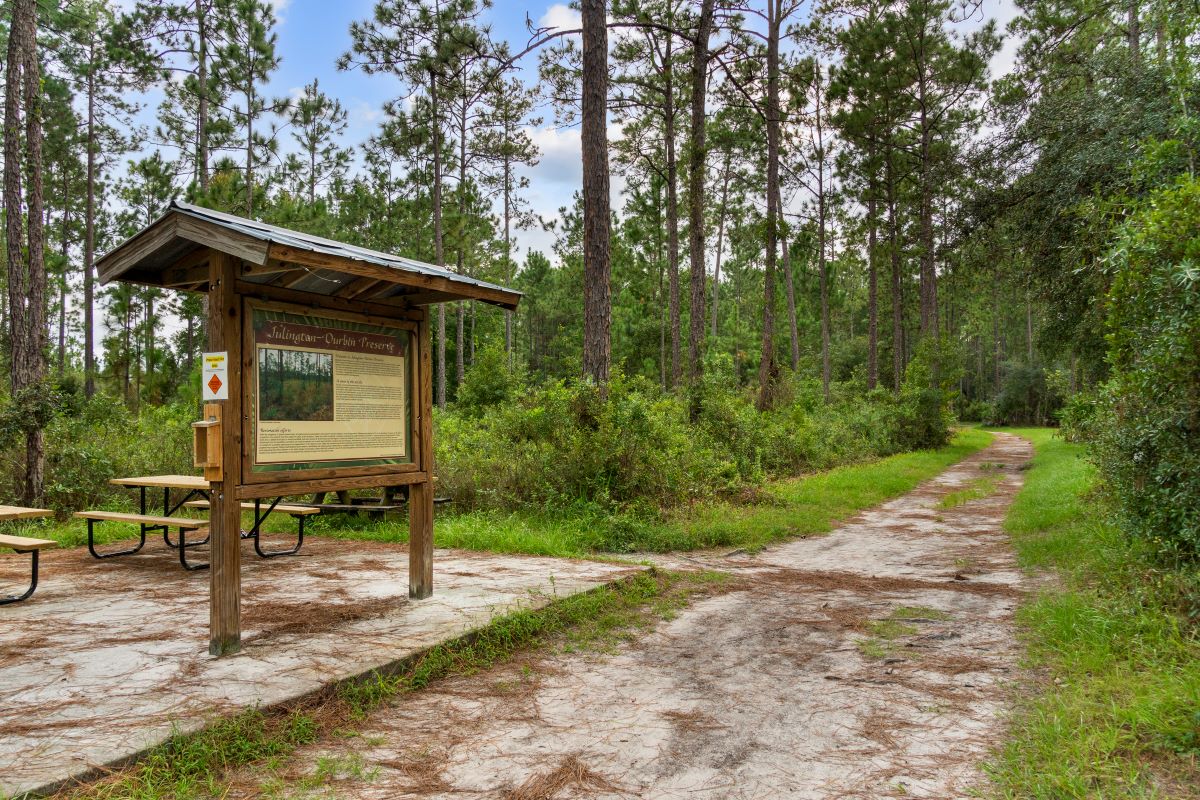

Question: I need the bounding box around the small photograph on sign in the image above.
[258,348,334,421]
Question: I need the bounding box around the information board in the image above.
[250,306,411,473]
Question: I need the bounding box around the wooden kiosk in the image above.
[95,201,521,655]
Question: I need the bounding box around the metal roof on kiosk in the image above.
[95,200,521,310]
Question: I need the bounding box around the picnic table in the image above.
[75,475,317,571]
[0,505,56,605]
[110,474,210,534]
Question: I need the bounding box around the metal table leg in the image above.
[177,527,209,571]
[0,549,40,605]
[163,489,210,548]
[87,518,147,559]
[249,498,304,558]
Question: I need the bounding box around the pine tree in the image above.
[477,72,540,359]
[4,0,48,502]
[342,0,488,406]
[611,0,689,388]
[41,75,86,379]
[130,0,231,190]
[63,0,160,397]
[685,0,717,383]
[581,0,613,386]
[288,79,350,204]
[888,0,997,343]
[212,0,285,216]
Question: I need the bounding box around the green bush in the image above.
[1090,175,1200,556]
[893,342,955,451]
[986,362,1062,426]
[454,344,526,418]
[437,373,742,513]
[438,357,943,514]
[0,392,195,512]
[1056,389,1099,443]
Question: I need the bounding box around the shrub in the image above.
[956,398,992,423]
[454,345,526,418]
[986,362,1062,426]
[1056,389,1099,443]
[0,391,195,511]
[1090,175,1200,557]
[436,358,940,515]
[436,373,741,513]
[892,341,955,451]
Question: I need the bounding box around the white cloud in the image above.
[538,3,581,33]
[950,0,1023,79]
[527,126,582,186]
[349,101,382,126]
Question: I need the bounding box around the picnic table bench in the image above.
[0,505,56,605]
[182,499,318,558]
[78,475,320,570]
[306,483,450,520]
[74,510,211,571]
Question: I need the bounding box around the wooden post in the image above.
[208,249,243,655]
[409,309,434,599]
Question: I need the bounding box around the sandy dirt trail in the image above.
[243,432,1034,799]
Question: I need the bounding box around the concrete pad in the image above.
[0,536,639,797]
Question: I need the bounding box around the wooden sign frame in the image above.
[237,297,422,496]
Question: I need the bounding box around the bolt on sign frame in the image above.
[95,201,521,656]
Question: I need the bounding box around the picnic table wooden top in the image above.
[0,505,54,522]
[109,475,208,490]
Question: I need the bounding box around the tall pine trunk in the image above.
[503,149,513,360]
[887,151,903,393]
[686,0,715,381]
[664,33,681,388]
[815,69,831,402]
[58,183,69,378]
[84,48,97,398]
[580,0,611,385]
[782,233,799,371]
[867,145,878,390]
[456,103,467,390]
[4,0,48,502]
[430,71,447,407]
[757,0,782,410]
[245,77,255,214]
[711,155,730,338]
[197,0,210,189]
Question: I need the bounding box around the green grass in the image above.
[937,473,1002,509]
[314,427,995,557]
[49,569,727,800]
[988,428,1200,799]
[14,428,993,559]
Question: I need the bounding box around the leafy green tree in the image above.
[610,0,690,388]
[4,0,48,501]
[62,0,162,397]
[888,0,997,344]
[476,73,540,357]
[41,75,86,380]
